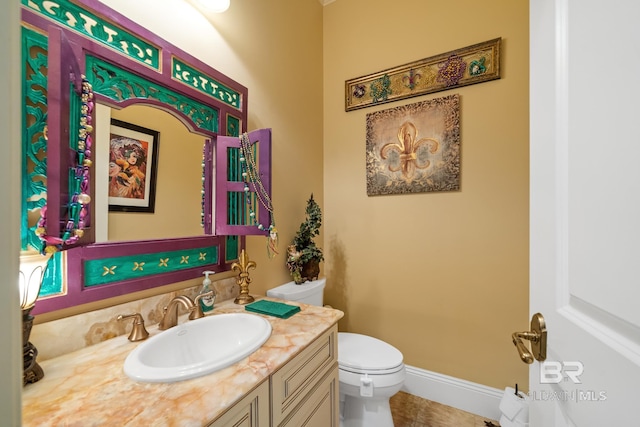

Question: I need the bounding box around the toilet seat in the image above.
[338,332,404,375]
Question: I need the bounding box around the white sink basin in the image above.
[124,313,272,383]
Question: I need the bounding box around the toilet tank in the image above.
[266,278,326,306]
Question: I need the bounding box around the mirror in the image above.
[95,104,206,242]
[21,0,252,314]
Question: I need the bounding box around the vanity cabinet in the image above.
[271,325,339,426]
[208,379,270,427]
[207,324,339,427]
[21,300,344,426]
[276,367,339,427]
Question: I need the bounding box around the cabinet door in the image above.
[207,379,269,427]
[271,325,337,426]
[279,365,339,427]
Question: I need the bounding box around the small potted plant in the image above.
[286,194,324,284]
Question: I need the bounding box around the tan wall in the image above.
[211,0,326,292]
[322,0,530,389]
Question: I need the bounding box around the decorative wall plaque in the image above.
[366,94,460,196]
[346,38,500,111]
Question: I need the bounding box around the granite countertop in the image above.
[22,298,343,426]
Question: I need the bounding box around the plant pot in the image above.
[296,259,320,284]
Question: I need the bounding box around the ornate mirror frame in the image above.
[21,0,260,314]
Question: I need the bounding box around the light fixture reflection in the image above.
[197,0,230,13]
[19,250,51,385]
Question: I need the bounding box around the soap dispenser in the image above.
[198,270,216,313]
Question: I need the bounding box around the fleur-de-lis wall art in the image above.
[366,94,460,196]
[380,121,439,180]
[402,69,422,90]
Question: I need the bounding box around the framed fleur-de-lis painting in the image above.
[365,94,460,196]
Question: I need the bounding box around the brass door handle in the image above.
[512,313,547,364]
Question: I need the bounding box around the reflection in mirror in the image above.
[95,104,206,243]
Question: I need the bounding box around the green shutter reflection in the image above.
[226,235,239,262]
[86,56,218,133]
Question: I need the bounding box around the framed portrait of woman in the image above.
[108,119,159,213]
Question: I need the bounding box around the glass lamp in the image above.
[19,250,50,385]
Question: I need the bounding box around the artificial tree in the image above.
[286,194,324,284]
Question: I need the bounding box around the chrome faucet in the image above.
[158,293,212,330]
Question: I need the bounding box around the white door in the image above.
[529,0,640,425]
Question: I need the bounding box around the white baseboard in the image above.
[402,365,504,421]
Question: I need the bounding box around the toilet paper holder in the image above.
[511,313,546,364]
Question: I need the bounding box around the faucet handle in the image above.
[117,313,150,342]
[191,291,215,320]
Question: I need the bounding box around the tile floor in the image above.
[390,391,500,427]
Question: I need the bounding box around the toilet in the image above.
[267,279,406,427]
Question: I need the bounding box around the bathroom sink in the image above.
[124,313,272,383]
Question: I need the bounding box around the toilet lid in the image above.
[338,332,404,374]
[266,278,326,302]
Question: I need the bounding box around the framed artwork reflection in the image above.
[108,119,159,213]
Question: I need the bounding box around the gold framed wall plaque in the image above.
[366,94,460,196]
[346,38,500,112]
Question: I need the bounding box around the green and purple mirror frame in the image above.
[21,0,249,314]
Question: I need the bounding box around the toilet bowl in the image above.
[338,332,405,427]
[267,279,406,427]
